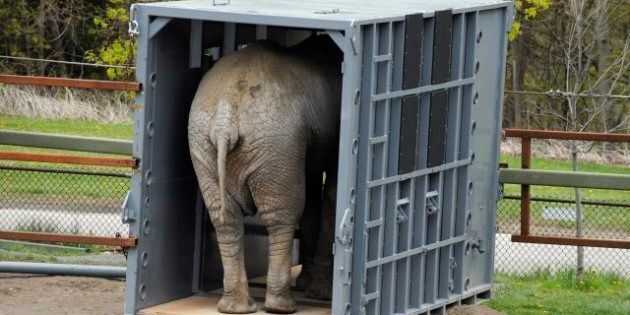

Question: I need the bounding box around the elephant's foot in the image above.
[218,293,257,314]
[265,291,296,314]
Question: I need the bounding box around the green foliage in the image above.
[510,0,552,40]
[0,0,137,79]
[85,0,136,80]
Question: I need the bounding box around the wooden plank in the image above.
[0,230,137,247]
[139,295,331,315]
[0,151,137,168]
[499,169,630,190]
[503,128,630,142]
[0,74,141,92]
[511,235,630,249]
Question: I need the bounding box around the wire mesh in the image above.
[496,189,630,277]
[0,161,130,238]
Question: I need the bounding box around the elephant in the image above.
[188,37,340,313]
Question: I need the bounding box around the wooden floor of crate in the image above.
[140,266,331,315]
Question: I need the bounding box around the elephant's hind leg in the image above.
[190,152,256,313]
[249,164,305,314]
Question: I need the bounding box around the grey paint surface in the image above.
[125,0,512,314]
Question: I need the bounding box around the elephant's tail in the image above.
[211,100,238,224]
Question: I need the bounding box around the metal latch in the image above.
[121,191,136,223]
[465,238,486,255]
[128,5,139,37]
[426,190,440,215]
[338,208,354,246]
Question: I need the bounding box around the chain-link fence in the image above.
[0,160,130,238]
[496,188,630,277]
[2,159,628,277]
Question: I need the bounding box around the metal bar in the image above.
[500,169,630,190]
[372,77,475,102]
[502,195,630,208]
[149,17,172,39]
[503,128,630,142]
[0,151,137,168]
[0,165,131,178]
[0,231,137,247]
[189,20,203,68]
[511,235,630,249]
[0,74,141,92]
[366,235,466,269]
[0,130,133,155]
[0,261,126,278]
[368,157,471,188]
[520,137,531,236]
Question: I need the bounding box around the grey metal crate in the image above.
[123,1,512,314]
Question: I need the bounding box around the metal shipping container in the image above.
[123,0,513,314]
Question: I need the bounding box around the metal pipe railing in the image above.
[0,261,126,278]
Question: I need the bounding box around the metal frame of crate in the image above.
[123,1,513,314]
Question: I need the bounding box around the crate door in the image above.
[349,11,480,314]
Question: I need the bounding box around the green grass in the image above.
[0,114,133,139]
[486,269,630,315]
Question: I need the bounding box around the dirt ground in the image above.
[0,274,503,315]
[0,274,125,315]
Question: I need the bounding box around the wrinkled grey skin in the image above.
[188,40,340,313]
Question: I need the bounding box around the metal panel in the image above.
[124,16,203,314]
[398,14,423,174]
[427,10,453,168]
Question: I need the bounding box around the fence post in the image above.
[520,137,531,236]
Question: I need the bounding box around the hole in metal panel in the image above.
[470,151,475,162]
[139,283,147,300]
[352,138,359,154]
[149,72,157,88]
[464,278,470,291]
[477,30,483,43]
[350,188,356,204]
[468,181,474,195]
[475,61,480,74]
[141,252,149,267]
[145,170,153,186]
[354,89,361,105]
[471,121,477,134]
[143,219,151,235]
[146,121,154,137]
[473,91,479,104]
